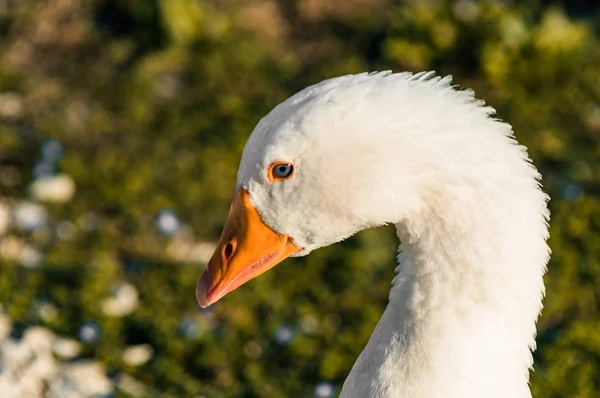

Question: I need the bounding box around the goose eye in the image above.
[269,162,294,181]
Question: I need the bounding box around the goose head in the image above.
[196,72,426,307]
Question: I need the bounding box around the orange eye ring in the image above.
[268,161,295,181]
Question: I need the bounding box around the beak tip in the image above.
[196,273,212,308]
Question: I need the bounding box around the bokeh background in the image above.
[0,0,599,397]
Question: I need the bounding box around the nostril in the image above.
[223,242,234,262]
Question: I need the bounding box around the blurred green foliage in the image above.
[0,0,599,397]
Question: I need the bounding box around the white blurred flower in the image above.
[53,337,82,360]
[2,340,33,369]
[101,283,139,317]
[0,235,22,260]
[167,239,216,263]
[0,313,12,340]
[0,375,22,398]
[274,324,295,345]
[14,201,47,231]
[30,174,76,203]
[155,209,181,236]
[62,360,113,396]
[122,344,154,366]
[78,321,101,344]
[0,202,10,236]
[314,381,336,398]
[19,244,43,268]
[23,326,55,354]
[0,317,116,398]
[0,92,23,119]
[166,239,189,262]
[191,241,217,263]
[29,354,58,380]
[12,372,44,397]
[118,373,147,397]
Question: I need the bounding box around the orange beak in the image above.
[196,189,301,308]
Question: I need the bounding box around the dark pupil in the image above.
[274,164,292,178]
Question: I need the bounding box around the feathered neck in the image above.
[338,93,550,397]
[237,72,550,397]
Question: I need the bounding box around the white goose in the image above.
[196,72,550,398]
